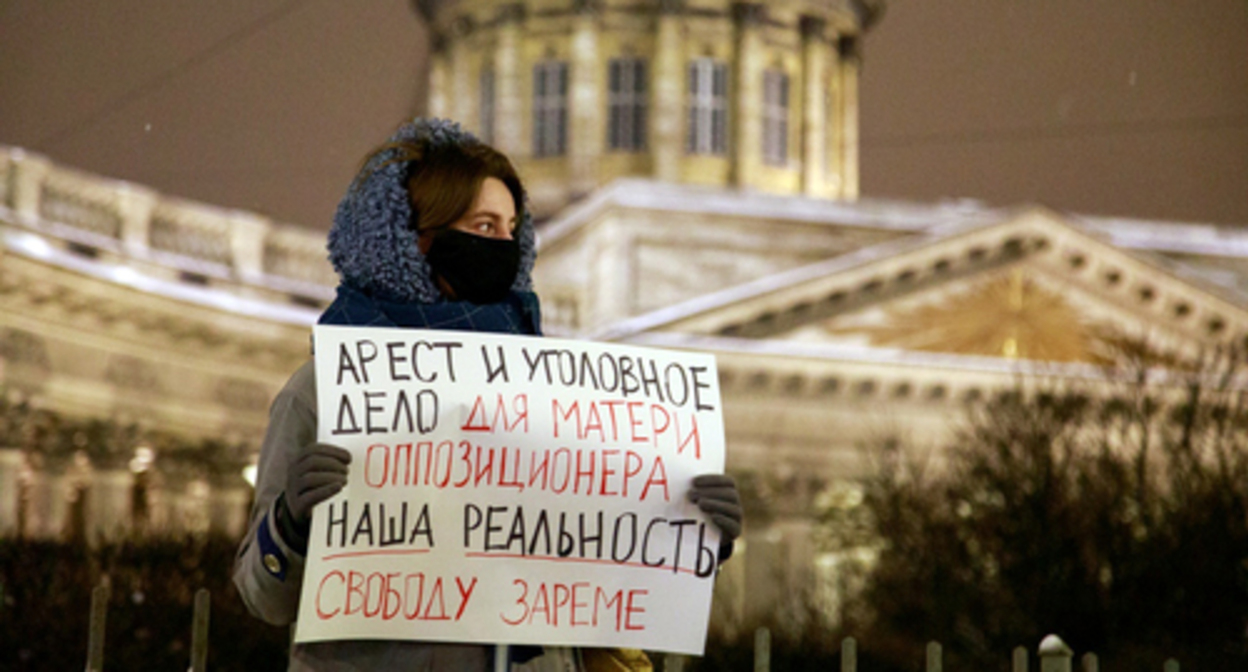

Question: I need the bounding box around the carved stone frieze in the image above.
[214,377,272,412]
[105,354,163,393]
[0,329,51,373]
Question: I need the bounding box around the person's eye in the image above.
[475,221,494,234]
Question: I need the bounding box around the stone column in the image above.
[207,450,254,539]
[588,220,633,328]
[227,211,271,283]
[86,468,134,542]
[449,17,476,126]
[25,456,72,539]
[115,183,157,258]
[743,524,783,621]
[730,3,765,190]
[799,16,829,197]
[0,448,26,537]
[428,37,451,119]
[493,4,526,157]
[569,3,603,198]
[10,149,51,221]
[152,454,210,536]
[209,479,252,539]
[837,35,861,199]
[652,1,685,182]
[173,476,212,536]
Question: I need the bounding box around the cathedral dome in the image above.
[415,0,886,217]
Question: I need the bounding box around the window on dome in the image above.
[763,68,790,165]
[533,61,568,157]
[608,58,648,152]
[687,58,728,155]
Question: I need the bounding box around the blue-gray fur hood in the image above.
[326,118,537,304]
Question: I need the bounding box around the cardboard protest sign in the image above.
[294,325,726,654]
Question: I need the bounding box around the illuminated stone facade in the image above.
[5,0,1248,625]
[0,146,334,543]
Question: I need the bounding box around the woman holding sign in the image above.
[233,118,742,671]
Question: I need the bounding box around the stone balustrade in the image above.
[0,145,336,307]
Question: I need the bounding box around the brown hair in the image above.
[360,138,525,234]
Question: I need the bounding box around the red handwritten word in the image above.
[361,441,670,502]
[500,579,648,631]
[551,398,701,458]
[461,393,529,433]
[315,571,477,622]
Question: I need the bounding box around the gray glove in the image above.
[688,473,743,561]
[277,443,351,549]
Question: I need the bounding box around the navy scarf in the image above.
[318,284,542,336]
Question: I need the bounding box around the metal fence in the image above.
[78,583,1182,672]
[83,583,210,672]
[707,628,1184,672]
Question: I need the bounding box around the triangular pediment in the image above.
[598,208,1248,365]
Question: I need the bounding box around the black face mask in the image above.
[425,229,521,304]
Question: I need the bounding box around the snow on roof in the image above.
[2,227,320,326]
[537,178,1003,249]
[1079,213,1248,258]
[539,178,1248,260]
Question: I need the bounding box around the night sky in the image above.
[1,0,1245,230]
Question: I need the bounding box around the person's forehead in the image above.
[473,179,516,213]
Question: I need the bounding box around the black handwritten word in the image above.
[500,580,647,632]
[324,501,435,549]
[521,348,715,412]
[315,571,477,622]
[332,388,438,436]
[463,505,719,578]
[362,441,670,502]
[336,339,462,385]
[551,398,701,458]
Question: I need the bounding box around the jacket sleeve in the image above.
[233,360,318,626]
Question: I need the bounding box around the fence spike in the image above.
[841,636,857,672]
[1013,646,1029,672]
[189,588,210,672]
[85,583,110,672]
[1163,659,1179,672]
[926,641,942,672]
[754,627,771,672]
[1081,652,1098,672]
[1038,634,1073,672]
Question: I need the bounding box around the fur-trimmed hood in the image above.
[325,118,538,304]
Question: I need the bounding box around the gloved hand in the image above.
[277,443,351,549]
[688,473,743,562]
